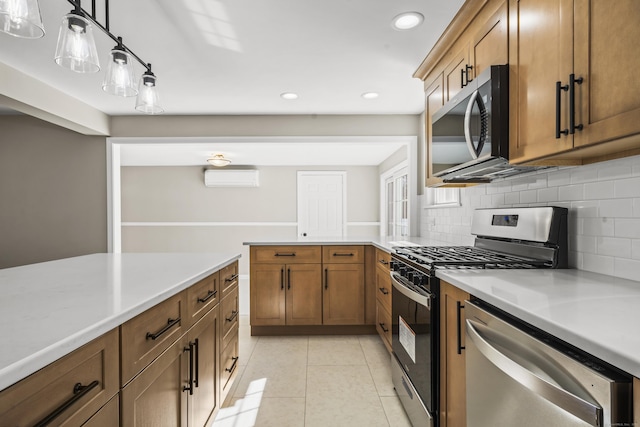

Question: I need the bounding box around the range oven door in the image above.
[391,272,437,426]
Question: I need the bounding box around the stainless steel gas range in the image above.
[389,207,568,427]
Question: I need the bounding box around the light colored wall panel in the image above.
[111,115,420,138]
[0,116,107,268]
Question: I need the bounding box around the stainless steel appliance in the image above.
[465,300,632,427]
[390,206,568,427]
[431,64,546,183]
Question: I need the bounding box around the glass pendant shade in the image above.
[135,72,164,114]
[0,0,44,38]
[103,46,137,97]
[207,154,231,167]
[54,12,100,73]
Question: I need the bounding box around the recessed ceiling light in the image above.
[391,12,424,31]
[361,92,379,99]
[280,92,298,100]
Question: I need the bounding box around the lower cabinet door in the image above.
[286,263,322,325]
[375,300,392,352]
[83,395,120,427]
[220,332,240,404]
[121,335,189,427]
[323,264,365,325]
[189,307,219,427]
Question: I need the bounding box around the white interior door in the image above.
[297,172,346,237]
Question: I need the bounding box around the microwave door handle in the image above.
[464,89,481,159]
[466,318,602,427]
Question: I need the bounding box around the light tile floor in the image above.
[211,316,412,427]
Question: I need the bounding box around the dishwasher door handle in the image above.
[466,318,603,427]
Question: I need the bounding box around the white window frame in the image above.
[424,187,461,209]
[380,161,410,237]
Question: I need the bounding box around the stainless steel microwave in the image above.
[431,64,529,183]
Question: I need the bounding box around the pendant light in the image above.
[54,2,100,73]
[102,37,137,97]
[0,0,44,38]
[135,65,164,114]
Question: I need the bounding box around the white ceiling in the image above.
[2,1,463,167]
[0,0,464,116]
[118,137,409,166]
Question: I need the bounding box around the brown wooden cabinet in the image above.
[509,0,640,165]
[323,263,365,325]
[440,280,470,427]
[83,395,120,427]
[0,329,119,427]
[374,247,392,352]
[121,334,190,427]
[249,262,322,326]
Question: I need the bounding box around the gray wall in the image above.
[121,165,380,274]
[0,115,107,268]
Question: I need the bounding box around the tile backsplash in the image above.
[420,154,640,282]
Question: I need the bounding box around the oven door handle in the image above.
[466,318,602,427]
[391,273,431,309]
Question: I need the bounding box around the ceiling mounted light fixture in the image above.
[0,0,45,38]
[16,0,161,113]
[280,92,298,100]
[361,92,379,99]
[103,37,137,97]
[391,12,424,31]
[207,154,232,167]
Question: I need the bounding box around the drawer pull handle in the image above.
[378,287,389,295]
[226,310,239,323]
[378,259,388,265]
[225,274,239,283]
[146,317,181,340]
[34,380,100,427]
[225,356,239,373]
[183,342,194,395]
[378,322,389,333]
[194,338,200,388]
[333,252,354,257]
[275,253,296,257]
[197,289,217,303]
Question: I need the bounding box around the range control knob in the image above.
[413,273,423,286]
[407,271,414,282]
[390,261,399,271]
[399,267,407,277]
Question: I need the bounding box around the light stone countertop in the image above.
[243,235,450,252]
[0,252,240,392]
[437,269,640,378]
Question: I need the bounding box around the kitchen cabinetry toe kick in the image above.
[251,325,376,336]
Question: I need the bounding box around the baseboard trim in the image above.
[250,324,377,336]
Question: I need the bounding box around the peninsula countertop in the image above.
[438,268,640,378]
[0,252,240,392]
[243,236,449,252]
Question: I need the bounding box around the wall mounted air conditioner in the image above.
[204,169,260,187]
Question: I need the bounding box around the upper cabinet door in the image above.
[508,0,574,164]
[573,0,640,148]
[424,73,446,187]
[471,1,508,78]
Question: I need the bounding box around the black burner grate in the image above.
[394,246,551,269]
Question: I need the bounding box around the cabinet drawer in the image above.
[187,272,219,327]
[121,291,186,385]
[376,301,392,348]
[220,332,239,401]
[375,268,392,312]
[375,248,391,273]
[221,286,239,346]
[323,245,364,263]
[220,260,239,298]
[0,329,119,427]
[251,245,321,264]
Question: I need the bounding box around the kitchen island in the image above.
[0,252,240,426]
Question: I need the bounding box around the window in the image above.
[425,187,461,209]
[384,168,409,237]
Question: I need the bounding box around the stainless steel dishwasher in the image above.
[465,300,632,427]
